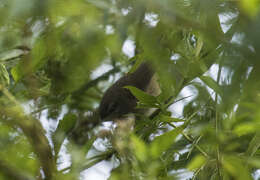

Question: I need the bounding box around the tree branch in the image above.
[0,85,55,180]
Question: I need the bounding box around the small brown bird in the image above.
[99,62,160,121]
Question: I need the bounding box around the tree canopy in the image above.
[0,0,260,180]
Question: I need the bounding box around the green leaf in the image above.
[130,134,147,162]
[246,132,260,156]
[233,123,259,136]
[246,157,260,168]
[200,76,223,97]
[0,49,24,61]
[222,156,252,180]
[83,136,97,155]
[158,114,185,123]
[240,0,260,17]
[125,86,159,106]
[53,113,77,156]
[150,126,183,159]
[194,36,203,58]
[0,63,9,86]
[11,66,20,82]
[187,155,206,171]
[135,103,159,109]
[11,37,47,82]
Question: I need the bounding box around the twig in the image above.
[149,95,193,119]
[59,150,114,173]
[73,66,120,96]
[167,122,209,158]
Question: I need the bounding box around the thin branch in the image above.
[59,150,114,173]
[31,102,64,115]
[73,66,120,96]
[149,95,193,119]
[215,62,223,178]
[187,135,203,159]
[167,122,209,158]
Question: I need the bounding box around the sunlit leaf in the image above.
[240,0,260,17]
[125,86,159,106]
[0,63,9,86]
[222,156,252,180]
[130,134,147,162]
[187,155,206,171]
[233,123,259,136]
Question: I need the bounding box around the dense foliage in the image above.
[0,0,260,179]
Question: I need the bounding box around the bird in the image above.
[99,62,160,121]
